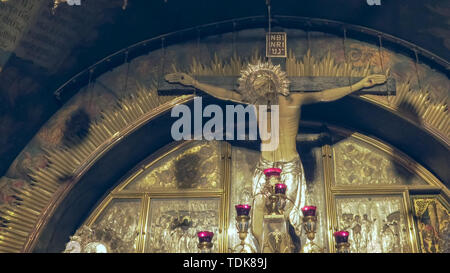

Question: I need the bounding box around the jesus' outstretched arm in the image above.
[165,72,244,102]
[294,74,387,104]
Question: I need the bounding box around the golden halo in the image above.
[238,61,290,104]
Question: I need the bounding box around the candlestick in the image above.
[300,206,324,253]
[266,183,287,215]
[230,204,256,253]
[235,205,251,241]
[301,206,317,241]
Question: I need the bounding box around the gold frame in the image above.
[410,194,449,253]
[82,140,232,253]
[327,190,418,253]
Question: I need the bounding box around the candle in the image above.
[301,206,317,217]
[235,204,251,216]
[263,168,282,177]
[274,183,287,194]
[333,231,349,244]
[197,231,214,243]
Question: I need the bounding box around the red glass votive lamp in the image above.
[274,183,287,194]
[301,206,317,217]
[333,231,349,244]
[235,204,251,216]
[197,231,214,243]
[302,206,318,241]
[263,168,282,177]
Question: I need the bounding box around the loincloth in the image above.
[252,155,307,235]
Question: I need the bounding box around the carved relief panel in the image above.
[145,198,221,253]
[334,194,413,253]
[124,140,224,191]
[332,137,427,186]
[90,198,142,253]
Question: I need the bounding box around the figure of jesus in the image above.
[165,63,386,248]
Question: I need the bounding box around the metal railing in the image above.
[54,15,450,101]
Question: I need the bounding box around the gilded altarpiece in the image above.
[72,130,446,253]
[83,140,228,253]
[3,25,449,253]
[326,129,445,253]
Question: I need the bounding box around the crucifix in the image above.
[161,33,395,252]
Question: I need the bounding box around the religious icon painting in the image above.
[411,195,450,253]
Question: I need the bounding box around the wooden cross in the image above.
[159,75,396,96]
[160,31,395,96]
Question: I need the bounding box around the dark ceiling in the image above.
[0,0,449,176]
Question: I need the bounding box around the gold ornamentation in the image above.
[302,241,325,253]
[303,215,317,241]
[286,50,372,77]
[189,52,261,76]
[2,36,448,253]
[264,193,288,215]
[74,141,229,253]
[387,81,449,137]
[261,216,293,253]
